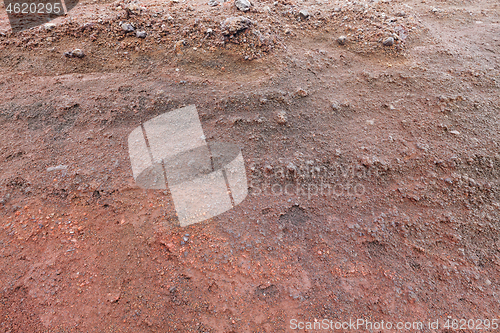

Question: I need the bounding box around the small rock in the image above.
[298,9,310,19]
[235,0,251,12]
[72,49,85,58]
[64,49,85,58]
[208,0,219,5]
[206,28,213,34]
[449,130,460,135]
[337,35,347,45]
[135,30,147,38]
[395,11,406,17]
[276,111,288,125]
[44,23,56,31]
[382,36,394,46]
[331,101,340,111]
[121,23,135,32]
[47,165,68,172]
[485,279,492,286]
[221,16,253,35]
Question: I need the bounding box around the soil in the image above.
[0,0,500,331]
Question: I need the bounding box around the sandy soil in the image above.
[0,0,500,331]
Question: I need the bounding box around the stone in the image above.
[298,9,310,19]
[382,36,394,46]
[135,30,147,38]
[337,35,347,45]
[208,0,219,6]
[221,16,253,35]
[235,0,251,11]
[44,23,56,31]
[121,23,135,32]
[276,111,288,125]
[64,49,85,58]
[331,101,340,111]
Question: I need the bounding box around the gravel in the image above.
[337,35,347,45]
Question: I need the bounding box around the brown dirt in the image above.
[1,0,500,331]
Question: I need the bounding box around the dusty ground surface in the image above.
[0,0,500,331]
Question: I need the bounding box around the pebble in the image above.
[298,9,310,19]
[44,23,56,31]
[206,28,213,34]
[382,36,394,46]
[135,30,147,38]
[208,0,219,6]
[337,35,347,45]
[235,0,251,12]
[221,16,253,35]
[64,49,85,58]
[449,130,460,135]
[331,101,340,111]
[121,23,135,32]
[276,111,288,125]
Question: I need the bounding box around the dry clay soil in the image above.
[0,0,500,331]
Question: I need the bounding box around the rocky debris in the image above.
[64,49,85,58]
[382,36,394,46]
[121,22,135,32]
[276,111,288,125]
[337,35,347,45]
[135,30,147,38]
[208,0,219,6]
[298,9,310,19]
[221,16,253,35]
[235,0,251,12]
